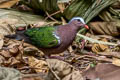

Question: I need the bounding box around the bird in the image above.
[5,17,89,57]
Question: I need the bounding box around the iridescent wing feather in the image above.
[24,26,61,48]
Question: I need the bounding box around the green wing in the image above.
[24,26,60,48]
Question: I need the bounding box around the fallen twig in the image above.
[45,11,60,22]
[77,34,118,46]
[77,55,113,62]
[98,52,120,58]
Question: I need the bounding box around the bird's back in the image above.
[24,26,61,48]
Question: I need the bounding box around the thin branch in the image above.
[45,11,61,21]
[77,34,118,46]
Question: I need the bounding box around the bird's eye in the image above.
[77,19,81,22]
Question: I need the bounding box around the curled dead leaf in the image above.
[46,59,83,80]
[24,46,44,57]
[28,56,48,73]
[4,57,20,66]
[7,43,21,57]
[0,50,11,58]
[92,38,110,53]
[63,70,83,80]
[46,59,73,79]
[9,45,19,55]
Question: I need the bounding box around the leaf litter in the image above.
[0,0,120,80]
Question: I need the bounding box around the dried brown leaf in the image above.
[9,46,19,54]
[112,58,120,66]
[28,56,48,73]
[46,59,83,80]
[0,0,19,8]
[0,24,15,35]
[7,42,22,57]
[4,57,20,66]
[0,55,5,65]
[0,50,11,58]
[63,70,83,80]
[24,46,44,57]
[46,59,73,78]
[89,21,120,36]
[92,38,110,53]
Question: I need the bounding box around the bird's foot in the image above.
[80,40,86,50]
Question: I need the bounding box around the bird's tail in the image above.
[5,30,31,43]
[5,34,17,39]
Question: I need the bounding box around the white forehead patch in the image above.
[69,17,85,24]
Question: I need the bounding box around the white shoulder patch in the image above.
[53,32,61,44]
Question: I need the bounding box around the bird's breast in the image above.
[41,25,77,55]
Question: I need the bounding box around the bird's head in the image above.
[69,17,89,29]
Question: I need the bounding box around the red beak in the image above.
[84,25,89,29]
